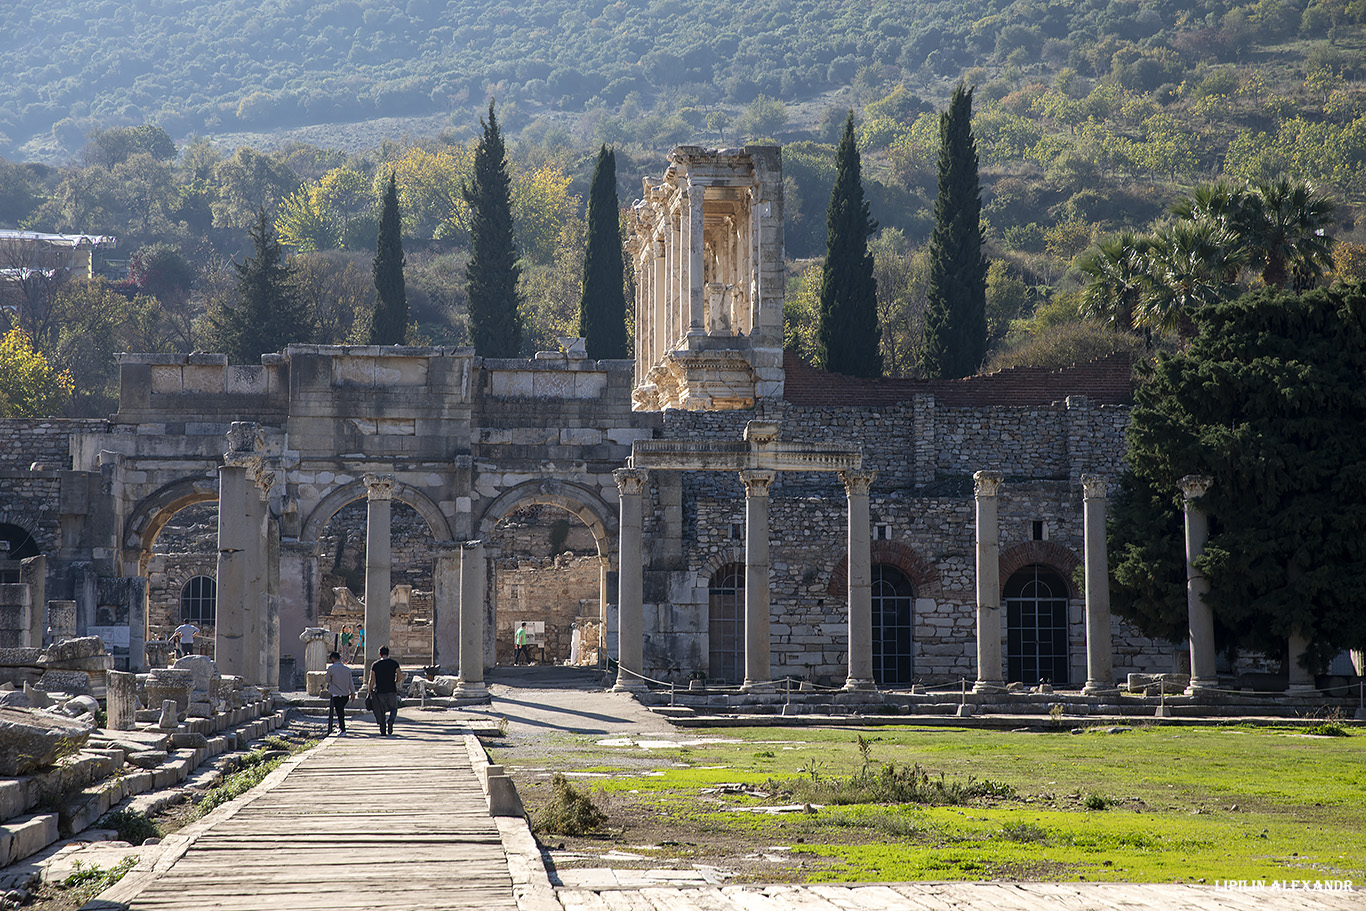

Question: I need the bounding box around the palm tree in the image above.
[1078,230,1153,334]
[1168,180,1248,234]
[1137,222,1248,337]
[1240,178,1336,289]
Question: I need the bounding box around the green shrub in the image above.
[765,762,1016,807]
[1303,723,1349,737]
[1083,793,1111,810]
[61,856,139,904]
[98,809,160,845]
[534,773,608,836]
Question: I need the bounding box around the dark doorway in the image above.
[708,564,745,683]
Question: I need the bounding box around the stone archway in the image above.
[301,479,455,546]
[472,480,619,670]
[123,475,219,576]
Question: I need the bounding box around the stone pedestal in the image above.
[145,667,194,722]
[364,474,395,671]
[841,470,877,691]
[158,698,179,730]
[740,470,775,690]
[105,669,136,731]
[973,471,1006,693]
[305,670,327,697]
[300,627,330,674]
[47,600,77,643]
[612,469,647,693]
[454,540,488,701]
[1081,475,1118,695]
[1285,631,1319,695]
[1180,476,1218,694]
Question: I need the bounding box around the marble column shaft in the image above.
[740,470,775,689]
[1286,631,1318,693]
[105,669,136,731]
[973,471,1005,692]
[1180,475,1218,692]
[214,462,251,679]
[433,547,461,674]
[364,473,394,672]
[613,468,647,692]
[455,539,487,698]
[686,180,705,333]
[1081,474,1116,694]
[841,470,877,690]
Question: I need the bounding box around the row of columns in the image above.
[612,466,878,692]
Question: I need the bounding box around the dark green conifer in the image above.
[921,84,988,379]
[579,145,629,359]
[463,101,522,356]
[209,207,313,363]
[814,112,881,377]
[368,172,407,345]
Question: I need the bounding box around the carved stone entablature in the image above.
[643,348,760,412]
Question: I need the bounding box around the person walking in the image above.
[514,622,530,665]
[340,625,355,662]
[367,646,403,736]
[324,651,355,736]
[172,621,200,658]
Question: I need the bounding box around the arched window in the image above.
[708,564,745,683]
[872,564,916,686]
[1004,564,1070,685]
[180,576,217,624]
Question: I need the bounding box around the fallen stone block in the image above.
[40,637,107,664]
[127,750,168,769]
[34,670,92,697]
[0,813,58,865]
[0,707,94,776]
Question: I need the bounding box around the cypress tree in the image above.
[579,145,629,359]
[814,112,881,377]
[209,207,313,363]
[463,101,522,356]
[921,84,988,379]
[368,172,407,345]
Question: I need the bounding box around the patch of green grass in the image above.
[766,762,1016,806]
[60,856,139,903]
[97,808,160,845]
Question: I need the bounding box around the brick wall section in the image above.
[781,351,1136,408]
[0,419,107,471]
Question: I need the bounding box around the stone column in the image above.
[841,469,878,691]
[653,239,666,362]
[257,468,280,689]
[1180,475,1218,694]
[1286,631,1318,695]
[686,179,706,335]
[973,471,1006,693]
[454,539,487,700]
[432,545,461,674]
[300,627,330,674]
[739,470,776,690]
[278,540,319,675]
[613,468,648,693]
[363,473,394,672]
[214,456,253,679]
[1081,474,1117,695]
[105,669,136,731]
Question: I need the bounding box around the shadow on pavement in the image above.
[486,665,610,690]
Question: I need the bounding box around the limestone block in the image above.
[149,365,183,393]
[226,365,266,394]
[182,365,224,394]
[36,670,92,696]
[41,637,107,664]
[127,750,168,769]
[172,655,219,699]
[187,701,213,718]
[560,428,603,446]
[146,668,194,719]
[62,695,100,717]
[0,813,59,865]
[305,670,326,697]
[575,372,608,397]
[489,371,534,397]
[0,708,94,776]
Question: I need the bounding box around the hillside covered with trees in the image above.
[3,0,1366,419]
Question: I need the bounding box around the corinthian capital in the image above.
[614,468,648,496]
[1178,475,1212,501]
[973,470,1004,498]
[739,469,776,497]
[364,473,396,501]
[1081,474,1108,499]
[838,469,877,497]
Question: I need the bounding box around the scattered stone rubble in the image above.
[0,638,285,874]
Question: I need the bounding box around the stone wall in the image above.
[494,554,601,664]
[0,418,105,471]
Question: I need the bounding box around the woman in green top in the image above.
[340,625,354,662]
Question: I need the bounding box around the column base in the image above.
[1184,676,1220,696]
[453,680,489,702]
[612,671,648,693]
[842,677,877,692]
[1284,684,1320,697]
[972,680,1007,694]
[1082,682,1120,696]
[1355,707,1366,722]
[741,680,777,694]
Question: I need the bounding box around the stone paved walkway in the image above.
[87,711,516,911]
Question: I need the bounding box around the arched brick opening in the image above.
[826,541,941,599]
[124,476,219,576]
[999,541,1081,599]
[302,479,455,545]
